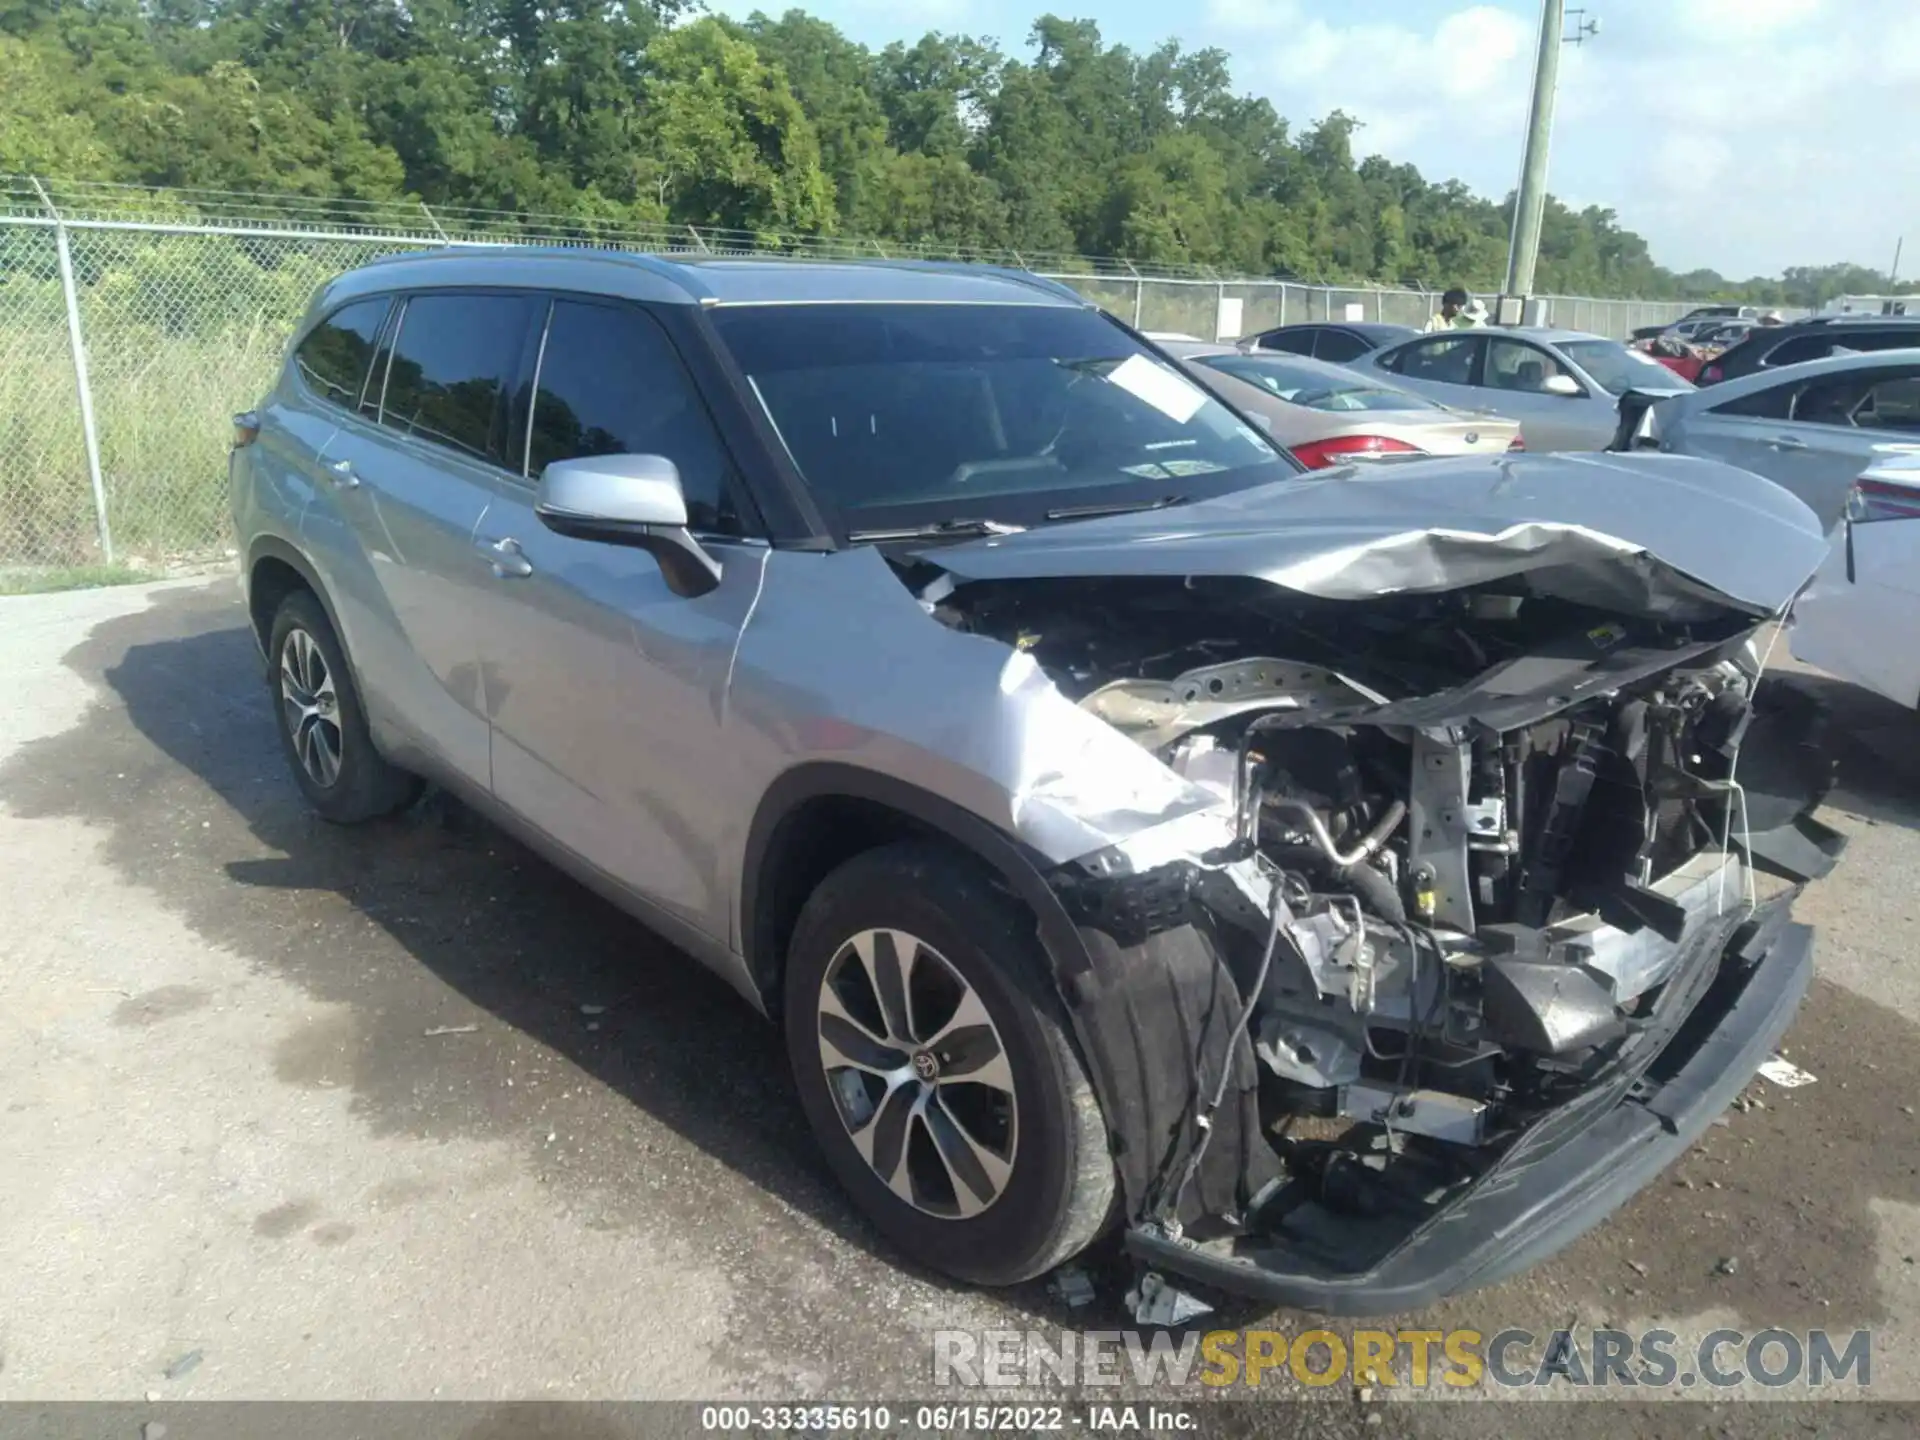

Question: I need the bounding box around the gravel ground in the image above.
[1,577,1917,1434]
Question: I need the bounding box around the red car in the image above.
[1634,337,1705,384]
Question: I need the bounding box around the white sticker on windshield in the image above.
[1106,354,1208,423]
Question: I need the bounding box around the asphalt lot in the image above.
[3,575,1919,1431]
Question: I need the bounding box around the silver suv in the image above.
[232,251,1843,1311]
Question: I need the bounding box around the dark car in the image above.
[1242,321,1417,364]
[1698,316,1920,385]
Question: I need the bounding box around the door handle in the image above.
[480,536,533,579]
[325,457,361,489]
[1769,434,1809,451]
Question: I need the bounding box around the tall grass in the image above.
[0,227,421,571]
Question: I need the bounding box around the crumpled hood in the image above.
[921,452,1831,619]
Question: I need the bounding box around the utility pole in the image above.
[1501,1,1597,321]
[1891,236,1904,289]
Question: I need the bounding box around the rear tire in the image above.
[784,841,1115,1285]
[267,590,421,824]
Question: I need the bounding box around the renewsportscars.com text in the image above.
[931,1327,1872,1391]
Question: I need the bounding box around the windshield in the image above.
[1562,338,1695,394]
[1196,354,1443,412]
[708,303,1290,531]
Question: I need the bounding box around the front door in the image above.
[1480,336,1609,452]
[472,296,766,940]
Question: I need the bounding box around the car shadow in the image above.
[9,580,1920,1356]
[0,581,1122,1333]
[1763,668,1920,830]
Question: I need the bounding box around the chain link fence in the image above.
[0,177,1709,580]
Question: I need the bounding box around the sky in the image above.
[707,0,1920,280]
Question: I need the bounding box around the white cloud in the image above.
[1213,4,1538,175]
[1676,0,1825,41]
[1202,0,1920,276]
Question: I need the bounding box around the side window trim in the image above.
[358,297,399,420]
[1468,335,1492,386]
[520,298,557,479]
[373,296,408,426]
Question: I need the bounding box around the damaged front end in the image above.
[920,503,1844,1311]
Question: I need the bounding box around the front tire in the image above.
[784,842,1115,1285]
[267,590,421,824]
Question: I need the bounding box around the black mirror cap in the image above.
[535,508,723,598]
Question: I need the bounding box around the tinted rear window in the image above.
[294,299,389,410]
[1767,328,1920,367]
[1314,330,1371,362]
[379,293,538,464]
[1254,328,1317,356]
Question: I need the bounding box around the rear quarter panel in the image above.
[1792,520,1920,709]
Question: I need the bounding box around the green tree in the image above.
[638,18,836,237]
[1,0,1909,303]
[0,34,113,176]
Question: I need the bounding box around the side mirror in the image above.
[1542,373,1583,398]
[535,454,722,598]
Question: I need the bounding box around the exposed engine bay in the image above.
[920,567,1840,1285]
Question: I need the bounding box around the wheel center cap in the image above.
[911,1050,940,1082]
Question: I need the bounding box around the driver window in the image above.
[1486,338,1570,393]
[529,298,741,533]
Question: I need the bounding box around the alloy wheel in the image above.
[816,928,1019,1218]
[279,627,343,788]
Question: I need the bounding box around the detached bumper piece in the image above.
[1123,904,1814,1315]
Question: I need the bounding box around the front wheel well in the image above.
[746,794,944,1014]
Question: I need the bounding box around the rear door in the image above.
[1791,462,1920,707]
[1666,362,1920,527]
[257,296,389,540]
[1771,364,1920,523]
[305,289,541,786]
[470,295,768,938]
[1373,333,1487,410]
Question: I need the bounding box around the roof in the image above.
[1498,326,1610,344]
[319,247,1089,313]
[1783,313,1920,329]
[1373,325,1607,349]
[1259,320,1415,336]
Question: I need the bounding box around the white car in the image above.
[1791,454,1920,708]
